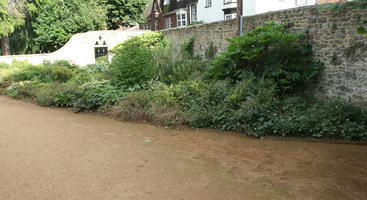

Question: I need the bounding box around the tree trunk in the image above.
[1,36,11,56]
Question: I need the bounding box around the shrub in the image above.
[158,57,207,85]
[73,79,123,112]
[35,83,78,107]
[111,83,186,127]
[270,97,367,141]
[7,64,74,83]
[5,81,39,99]
[208,21,323,93]
[110,32,169,87]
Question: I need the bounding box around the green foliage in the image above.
[205,42,217,60]
[35,82,77,107]
[7,62,74,83]
[105,0,148,29]
[73,79,123,112]
[208,22,323,93]
[188,21,204,26]
[1,22,366,142]
[180,37,195,58]
[158,57,207,85]
[0,0,24,36]
[269,97,367,141]
[4,81,39,99]
[110,32,169,87]
[112,82,186,127]
[32,0,107,52]
[156,37,207,85]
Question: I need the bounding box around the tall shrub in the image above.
[110,32,169,87]
[208,21,323,93]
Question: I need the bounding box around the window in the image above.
[190,4,197,23]
[177,13,187,27]
[155,20,158,30]
[205,0,212,7]
[95,47,108,59]
[165,17,172,29]
[224,0,236,4]
[224,13,236,20]
[295,0,307,6]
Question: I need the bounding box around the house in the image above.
[242,0,316,16]
[197,0,238,23]
[141,0,198,31]
[141,0,350,31]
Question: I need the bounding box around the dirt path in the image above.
[1,96,367,200]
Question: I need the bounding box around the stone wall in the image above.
[162,5,367,103]
[161,19,237,58]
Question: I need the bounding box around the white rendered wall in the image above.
[0,30,148,66]
[243,0,316,16]
[197,0,227,23]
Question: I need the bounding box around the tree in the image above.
[32,0,107,52]
[105,0,148,29]
[0,0,25,55]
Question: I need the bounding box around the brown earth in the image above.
[1,96,367,200]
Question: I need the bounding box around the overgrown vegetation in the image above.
[1,23,366,142]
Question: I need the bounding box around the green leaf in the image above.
[357,25,366,35]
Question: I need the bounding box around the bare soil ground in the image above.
[1,96,367,200]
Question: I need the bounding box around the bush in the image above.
[5,81,39,99]
[73,79,123,112]
[35,83,78,107]
[111,83,186,127]
[110,32,169,87]
[208,21,323,93]
[158,57,207,85]
[269,97,367,141]
[7,63,74,83]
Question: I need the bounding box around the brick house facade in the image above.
[141,0,198,31]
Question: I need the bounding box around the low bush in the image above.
[111,83,186,127]
[6,62,74,83]
[73,79,123,112]
[4,81,40,99]
[35,83,78,107]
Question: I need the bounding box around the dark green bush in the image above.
[35,83,78,107]
[269,97,367,141]
[110,32,169,87]
[208,21,323,93]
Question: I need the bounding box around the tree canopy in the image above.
[0,0,24,36]
[105,0,148,29]
[32,0,107,52]
[1,0,149,54]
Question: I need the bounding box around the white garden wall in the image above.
[0,30,148,66]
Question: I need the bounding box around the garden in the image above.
[1,22,366,142]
